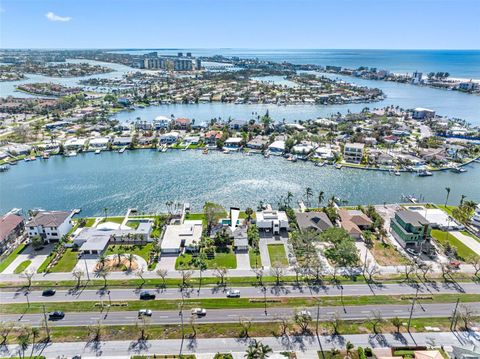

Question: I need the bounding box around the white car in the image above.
[138,309,152,317]
[226,289,241,298]
[191,308,207,316]
[299,310,312,319]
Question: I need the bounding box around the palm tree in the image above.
[318,191,325,208]
[29,327,40,359]
[97,254,107,269]
[127,253,135,269]
[460,194,466,206]
[286,191,293,208]
[346,341,354,358]
[305,187,313,208]
[444,187,451,207]
[103,207,108,221]
[18,333,30,359]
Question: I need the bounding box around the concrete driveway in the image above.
[452,231,480,256]
[155,254,178,271]
[3,244,54,274]
[235,251,251,270]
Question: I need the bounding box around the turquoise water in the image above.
[1,150,478,216]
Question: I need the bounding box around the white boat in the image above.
[66,151,77,157]
[417,169,432,177]
[223,149,230,154]
[394,171,401,176]
[315,161,325,167]
[335,164,343,169]
[94,149,101,154]
[119,147,126,154]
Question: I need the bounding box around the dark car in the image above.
[48,311,65,320]
[42,289,56,296]
[139,291,156,300]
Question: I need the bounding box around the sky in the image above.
[0,0,479,49]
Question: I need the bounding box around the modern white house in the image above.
[160,220,203,254]
[153,115,172,129]
[471,204,480,228]
[113,136,132,147]
[26,210,74,243]
[412,107,436,120]
[343,142,365,163]
[64,138,86,151]
[159,131,180,144]
[183,136,200,145]
[89,137,110,149]
[224,137,243,149]
[256,209,289,235]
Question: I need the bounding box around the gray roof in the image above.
[232,226,248,247]
[397,210,430,227]
[295,212,333,232]
[26,211,71,228]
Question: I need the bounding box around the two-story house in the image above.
[390,210,431,252]
[26,210,74,243]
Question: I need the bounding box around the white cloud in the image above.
[45,11,71,22]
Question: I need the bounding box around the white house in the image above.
[159,131,180,144]
[268,140,285,154]
[224,137,243,149]
[26,210,74,243]
[344,142,365,163]
[113,136,132,147]
[314,145,336,160]
[184,136,200,145]
[153,115,172,129]
[412,108,436,120]
[161,220,203,254]
[64,138,86,151]
[256,209,289,235]
[292,143,316,155]
[89,137,110,149]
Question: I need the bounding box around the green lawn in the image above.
[50,249,79,272]
[83,218,96,227]
[431,229,477,261]
[176,250,237,269]
[267,244,288,266]
[37,252,55,273]
[126,220,140,229]
[249,249,261,269]
[104,217,125,224]
[13,260,31,274]
[0,244,26,273]
[461,231,480,243]
[436,204,457,217]
[106,243,153,263]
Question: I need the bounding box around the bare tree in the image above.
[239,317,252,338]
[156,268,168,287]
[457,305,476,330]
[189,315,197,338]
[252,268,264,286]
[440,263,453,282]
[21,268,36,288]
[137,316,150,340]
[135,266,146,287]
[214,267,228,286]
[307,257,324,282]
[417,263,433,282]
[294,310,312,333]
[72,268,85,288]
[292,264,303,284]
[0,322,14,345]
[88,320,104,342]
[329,312,343,335]
[275,315,291,336]
[364,260,381,282]
[467,255,480,278]
[179,269,193,287]
[270,263,286,286]
[399,264,416,282]
[391,317,402,333]
[368,311,383,334]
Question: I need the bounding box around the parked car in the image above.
[139,291,156,300]
[226,289,240,298]
[406,248,419,256]
[42,289,56,296]
[191,308,207,316]
[48,311,65,320]
[138,309,152,317]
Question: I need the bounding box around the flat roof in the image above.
[161,220,203,250]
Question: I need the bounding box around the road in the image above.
[2,302,478,327]
[1,281,477,304]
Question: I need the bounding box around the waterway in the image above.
[1,150,478,216]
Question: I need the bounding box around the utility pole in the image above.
[316,298,320,334]
[24,291,30,308]
[42,305,50,340]
[450,298,460,331]
[363,249,368,273]
[84,258,90,281]
[263,286,267,316]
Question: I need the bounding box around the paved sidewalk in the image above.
[2,331,479,358]
[452,231,480,256]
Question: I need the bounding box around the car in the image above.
[139,291,156,300]
[42,289,56,296]
[406,248,419,256]
[48,311,65,320]
[138,309,152,317]
[226,289,240,298]
[191,308,207,316]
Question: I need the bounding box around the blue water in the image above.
[112,49,480,79]
[1,150,479,216]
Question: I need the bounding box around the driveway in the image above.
[235,251,251,270]
[155,254,178,271]
[3,244,54,274]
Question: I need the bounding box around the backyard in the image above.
[370,240,410,266]
[106,243,154,263]
[431,229,477,261]
[176,250,237,269]
[50,249,79,272]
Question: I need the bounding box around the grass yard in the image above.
[431,229,477,261]
[268,244,288,266]
[436,204,457,217]
[50,249,79,272]
[249,249,261,269]
[106,243,153,263]
[83,218,96,227]
[461,231,480,243]
[176,250,237,269]
[0,243,26,273]
[104,217,125,224]
[37,252,55,273]
[13,260,31,274]
[370,240,410,266]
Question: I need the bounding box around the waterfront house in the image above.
[64,138,86,151]
[138,135,156,146]
[247,136,268,150]
[268,140,285,154]
[343,142,365,163]
[160,220,203,254]
[113,136,132,147]
[153,115,172,129]
[183,135,200,145]
[412,107,436,120]
[295,211,333,233]
[160,131,181,144]
[390,210,431,251]
[174,118,191,130]
[0,213,24,254]
[228,119,248,130]
[88,137,110,149]
[314,144,338,161]
[0,143,32,156]
[224,137,243,150]
[256,209,289,235]
[26,210,74,243]
[292,142,316,156]
[204,130,222,146]
[338,209,372,240]
[471,204,480,228]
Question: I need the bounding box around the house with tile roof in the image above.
[26,210,74,243]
